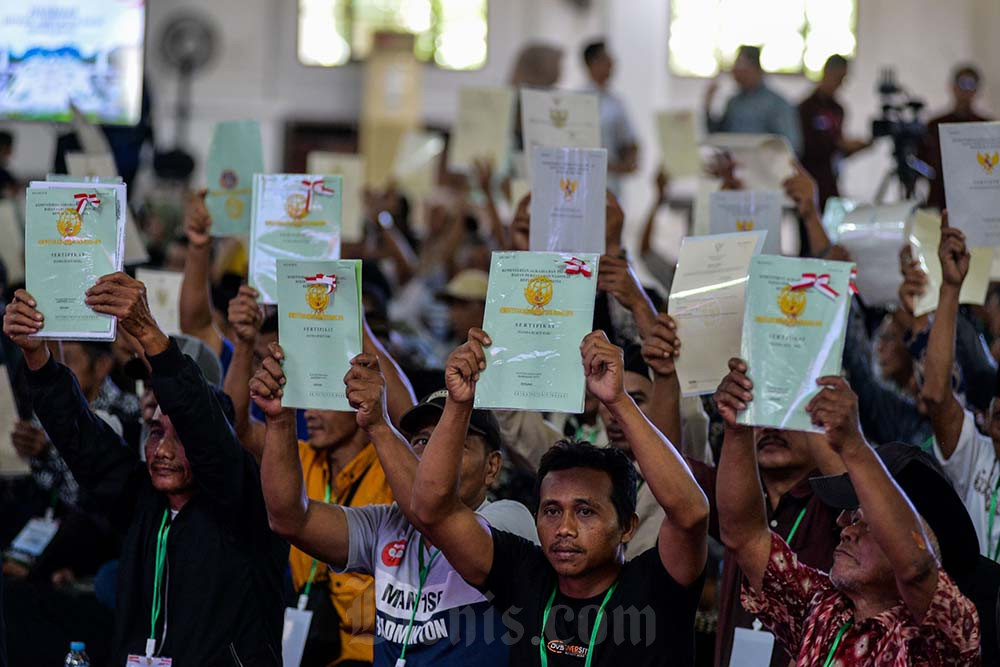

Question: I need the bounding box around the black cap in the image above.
[810,442,979,591]
[399,390,503,453]
[622,343,651,380]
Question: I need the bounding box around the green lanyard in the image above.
[539,581,619,667]
[822,620,853,667]
[396,536,440,665]
[988,484,1000,562]
[148,509,172,653]
[301,482,333,605]
[785,507,808,544]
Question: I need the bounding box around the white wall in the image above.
[2,0,995,237]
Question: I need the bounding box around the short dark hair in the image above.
[535,440,638,528]
[75,341,113,366]
[953,64,981,85]
[0,131,12,151]
[736,45,762,69]
[824,54,849,71]
[582,40,606,67]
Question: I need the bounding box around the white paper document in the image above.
[0,365,29,476]
[136,268,183,334]
[705,133,796,193]
[909,209,992,316]
[306,152,366,243]
[709,190,782,255]
[668,231,766,396]
[448,86,515,172]
[520,89,601,158]
[939,121,1000,248]
[656,110,701,178]
[529,147,607,254]
[836,202,916,307]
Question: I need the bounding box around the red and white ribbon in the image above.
[301,179,335,212]
[849,268,859,295]
[305,273,337,293]
[564,257,592,278]
[74,192,100,215]
[789,272,839,300]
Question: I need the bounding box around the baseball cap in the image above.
[810,442,979,591]
[438,270,489,303]
[123,333,224,387]
[399,389,503,453]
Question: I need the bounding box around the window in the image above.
[298,0,488,71]
[669,0,857,79]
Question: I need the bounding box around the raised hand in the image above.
[641,313,680,377]
[782,161,819,220]
[249,342,290,419]
[444,328,491,404]
[1,290,47,364]
[713,358,753,430]
[580,330,626,406]
[183,189,212,249]
[344,353,389,432]
[84,273,168,355]
[472,157,494,194]
[805,376,864,454]
[11,421,49,459]
[939,212,970,288]
[228,285,263,345]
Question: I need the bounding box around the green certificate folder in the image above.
[475,251,599,413]
[249,174,343,304]
[25,183,123,340]
[738,255,854,432]
[277,259,362,411]
[205,120,264,237]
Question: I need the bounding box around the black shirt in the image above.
[483,527,704,666]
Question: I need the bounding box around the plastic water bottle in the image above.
[64,642,90,667]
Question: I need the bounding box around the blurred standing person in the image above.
[509,43,563,152]
[798,55,870,209]
[920,65,990,210]
[705,45,802,154]
[582,40,639,197]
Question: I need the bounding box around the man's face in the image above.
[511,196,530,251]
[305,409,360,450]
[601,371,652,456]
[448,299,486,341]
[588,51,613,85]
[754,428,812,472]
[830,508,896,596]
[875,319,912,387]
[953,76,979,108]
[537,468,632,578]
[409,422,499,507]
[145,411,195,495]
[732,54,762,90]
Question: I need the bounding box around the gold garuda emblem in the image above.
[285,193,309,220]
[559,178,578,201]
[225,196,244,219]
[56,209,83,238]
[736,219,754,231]
[524,275,553,314]
[777,285,806,319]
[978,151,999,174]
[549,104,568,129]
[305,273,337,314]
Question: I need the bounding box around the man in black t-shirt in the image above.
[410,328,709,665]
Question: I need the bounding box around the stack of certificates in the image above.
[25,180,126,340]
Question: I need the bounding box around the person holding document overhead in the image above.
[2,274,285,666]
[409,327,709,665]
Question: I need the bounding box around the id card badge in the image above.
[282,600,313,667]
[10,516,59,556]
[730,624,775,667]
[125,657,172,666]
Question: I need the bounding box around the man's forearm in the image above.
[922,285,959,405]
[223,339,260,458]
[649,372,683,452]
[411,398,471,526]
[840,440,935,584]
[717,426,768,549]
[367,422,418,513]
[363,323,416,426]
[801,210,830,257]
[261,413,309,535]
[179,243,215,335]
[608,397,707,527]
